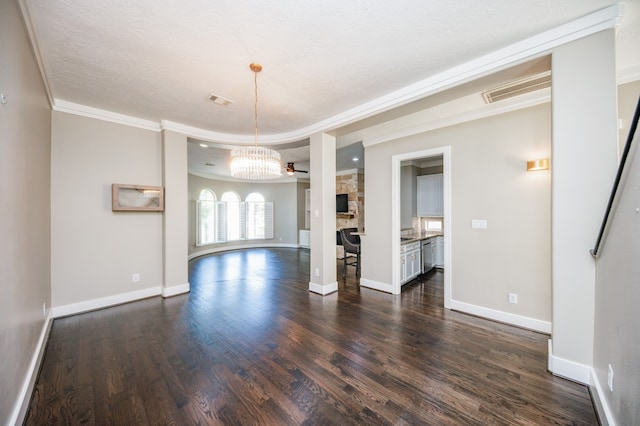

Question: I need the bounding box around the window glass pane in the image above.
[197,189,216,245]
[199,189,215,201]
[246,192,264,202]
[246,193,265,239]
[222,192,241,241]
[425,219,443,231]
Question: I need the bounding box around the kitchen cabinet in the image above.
[401,241,421,285]
[417,174,443,217]
[400,165,418,229]
[435,235,444,268]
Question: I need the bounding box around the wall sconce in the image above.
[527,158,549,171]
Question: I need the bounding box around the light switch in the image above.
[471,219,487,229]
[314,209,320,218]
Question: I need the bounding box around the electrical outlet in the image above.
[508,293,518,304]
[471,219,488,229]
[132,273,140,282]
[314,268,320,277]
[608,364,614,392]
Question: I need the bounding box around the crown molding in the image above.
[310,4,620,135]
[53,100,161,131]
[160,120,306,146]
[41,5,621,143]
[18,0,54,109]
[336,168,363,176]
[363,89,551,147]
[188,171,300,184]
[617,64,640,85]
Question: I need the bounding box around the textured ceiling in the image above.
[21,0,639,179]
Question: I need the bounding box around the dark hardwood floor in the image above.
[25,248,598,425]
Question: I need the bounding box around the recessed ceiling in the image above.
[19,0,639,180]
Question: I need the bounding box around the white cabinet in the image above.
[435,235,444,268]
[401,241,421,285]
[299,229,310,248]
[417,174,443,217]
[304,188,311,229]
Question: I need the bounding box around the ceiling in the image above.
[20,0,639,180]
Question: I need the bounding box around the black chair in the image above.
[339,228,361,277]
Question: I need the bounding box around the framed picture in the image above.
[112,184,164,211]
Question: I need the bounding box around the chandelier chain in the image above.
[254,68,259,147]
[229,63,282,180]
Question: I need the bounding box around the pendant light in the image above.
[229,63,282,180]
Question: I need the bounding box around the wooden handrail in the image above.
[590,96,640,258]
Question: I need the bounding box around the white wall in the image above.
[592,81,640,426]
[162,130,189,295]
[618,80,640,152]
[188,174,304,256]
[550,29,618,375]
[0,0,52,421]
[296,181,310,231]
[51,112,163,308]
[364,103,551,323]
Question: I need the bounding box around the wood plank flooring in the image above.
[25,248,598,425]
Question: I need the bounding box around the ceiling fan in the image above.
[285,162,308,176]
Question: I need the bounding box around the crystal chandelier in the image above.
[230,63,282,180]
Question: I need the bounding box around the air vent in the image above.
[482,71,551,104]
[208,93,233,106]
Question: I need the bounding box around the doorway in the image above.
[391,146,451,307]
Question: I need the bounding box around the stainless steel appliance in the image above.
[422,238,435,273]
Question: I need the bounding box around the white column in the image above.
[549,29,618,382]
[309,132,337,295]
[161,130,190,297]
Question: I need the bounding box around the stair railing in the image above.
[590,95,640,258]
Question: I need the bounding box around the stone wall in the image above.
[336,171,364,258]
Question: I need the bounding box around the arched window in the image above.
[197,190,273,245]
[221,191,242,241]
[246,192,265,239]
[197,189,216,245]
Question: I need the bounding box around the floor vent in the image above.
[482,70,551,104]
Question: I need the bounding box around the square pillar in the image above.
[309,132,338,294]
[161,130,190,296]
[549,29,618,381]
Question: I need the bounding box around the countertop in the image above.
[400,232,443,245]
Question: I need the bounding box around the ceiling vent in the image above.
[208,93,233,106]
[482,70,551,104]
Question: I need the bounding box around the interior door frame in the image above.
[391,145,451,307]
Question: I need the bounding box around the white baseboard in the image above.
[590,367,616,426]
[308,281,338,295]
[450,299,552,334]
[359,278,394,294]
[547,339,591,384]
[9,312,53,426]
[51,286,161,318]
[548,341,616,424]
[13,284,188,424]
[188,243,300,260]
[162,282,190,298]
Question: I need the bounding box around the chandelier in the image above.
[229,63,282,180]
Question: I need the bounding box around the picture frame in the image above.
[112,184,164,212]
